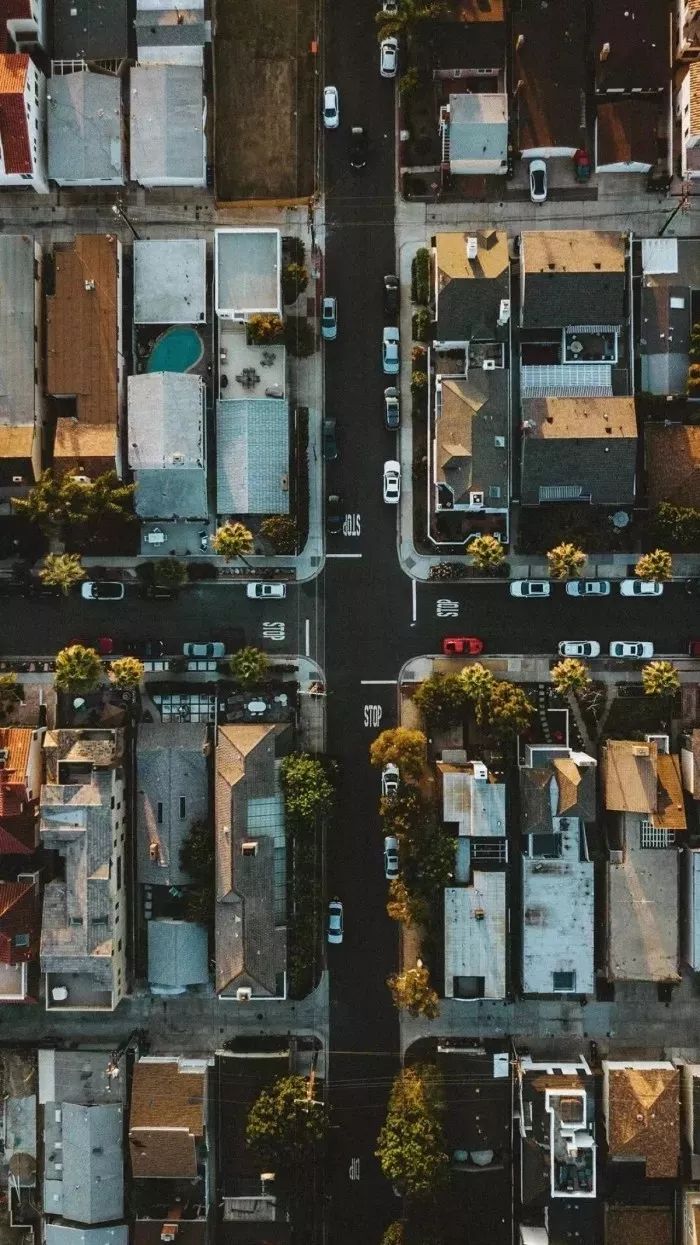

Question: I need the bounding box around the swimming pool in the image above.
[147,326,204,373]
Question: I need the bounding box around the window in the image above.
[69,916,83,927]
[13,933,29,948]
[241,841,258,857]
[92,915,108,926]
[180,797,186,819]
[116,857,122,890]
[488,486,501,499]
[110,796,115,810]
[552,971,576,992]
[157,802,163,824]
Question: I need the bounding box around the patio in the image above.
[218,322,286,401]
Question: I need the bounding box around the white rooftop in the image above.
[440,762,506,837]
[522,822,594,995]
[215,228,281,318]
[133,238,206,324]
[444,873,506,1000]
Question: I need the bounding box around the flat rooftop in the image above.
[522,830,594,996]
[607,842,679,982]
[52,0,129,60]
[523,396,637,440]
[133,239,207,325]
[593,0,670,92]
[215,229,281,317]
[523,231,626,276]
[444,873,506,999]
[513,0,586,154]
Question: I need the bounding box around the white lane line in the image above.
[411,577,417,623]
[326,553,363,558]
[305,619,310,656]
[360,679,398,685]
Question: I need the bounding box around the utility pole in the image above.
[111,200,140,241]
[658,190,690,237]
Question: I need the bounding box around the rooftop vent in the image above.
[466,236,478,260]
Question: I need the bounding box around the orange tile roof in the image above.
[0,52,27,93]
[129,1061,205,1179]
[46,235,119,429]
[646,424,700,510]
[0,54,29,175]
[607,1067,680,1178]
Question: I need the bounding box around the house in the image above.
[52,0,129,61]
[440,93,507,177]
[129,1058,207,1181]
[593,0,670,95]
[129,64,205,188]
[137,723,209,891]
[46,234,123,479]
[646,424,700,510]
[215,724,287,1000]
[636,237,700,394]
[680,1060,700,1180]
[604,1205,675,1244]
[134,1,207,66]
[39,729,127,1011]
[215,229,281,321]
[0,234,43,496]
[685,850,700,970]
[0,877,40,1000]
[520,397,638,507]
[0,724,45,854]
[602,738,686,982]
[133,238,206,325]
[0,0,44,51]
[215,1047,290,1226]
[517,1053,597,1243]
[434,231,510,351]
[682,728,700,822]
[216,399,290,517]
[520,746,596,996]
[679,61,700,182]
[147,919,208,994]
[47,72,123,186]
[128,373,207,520]
[602,1060,680,1180]
[0,53,46,192]
[595,97,664,176]
[43,1103,124,1224]
[678,0,700,59]
[512,0,587,158]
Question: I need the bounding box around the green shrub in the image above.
[414,247,430,305]
[412,307,431,342]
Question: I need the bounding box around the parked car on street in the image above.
[384,835,399,880]
[685,579,700,596]
[620,580,664,597]
[384,387,400,430]
[380,36,398,77]
[81,581,125,601]
[383,326,400,374]
[510,580,550,598]
[323,416,338,461]
[383,274,399,319]
[557,641,601,657]
[327,899,344,944]
[565,579,610,597]
[323,85,339,129]
[183,642,225,658]
[383,460,401,504]
[349,125,368,169]
[321,296,337,340]
[138,639,166,658]
[529,159,547,203]
[381,763,399,798]
[326,493,344,535]
[442,636,484,656]
[246,582,287,599]
[609,641,654,658]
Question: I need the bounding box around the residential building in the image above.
[684,1193,700,1245]
[520,746,596,996]
[128,373,207,520]
[604,1205,675,1244]
[0,877,40,1000]
[595,97,665,176]
[215,724,287,1000]
[517,1053,597,1243]
[134,1,207,66]
[43,1103,124,1225]
[216,398,290,517]
[680,1060,700,1180]
[52,0,129,61]
[520,396,637,507]
[512,0,586,158]
[682,728,700,826]
[646,424,700,510]
[137,723,209,891]
[0,0,44,51]
[439,93,507,177]
[685,850,700,970]
[215,1047,291,1228]
[46,234,123,479]
[129,1058,208,1182]
[678,0,700,59]
[133,238,206,325]
[602,738,686,982]
[0,724,45,854]
[593,0,670,95]
[39,729,127,1011]
[214,229,281,321]
[636,237,700,394]
[130,64,205,188]
[0,53,46,192]
[47,71,123,186]
[147,919,208,995]
[679,61,700,182]
[602,1060,680,1180]
[0,234,43,496]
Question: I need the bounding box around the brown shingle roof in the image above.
[605,1205,674,1245]
[46,235,119,428]
[129,1061,205,1179]
[596,98,659,168]
[645,424,700,510]
[603,739,658,813]
[522,230,626,276]
[606,1066,680,1178]
[654,754,687,831]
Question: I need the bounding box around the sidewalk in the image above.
[399,654,700,682]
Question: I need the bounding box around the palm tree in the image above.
[469,534,505,572]
[63,471,136,525]
[12,469,66,531]
[376,0,448,41]
[551,658,591,697]
[54,645,103,694]
[109,656,144,690]
[635,548,672,582]
[547,542,587,580]
[212,521,255,564]
[458,662,495,722]
[229,646,269,687]
[38,553,86,596]
[152,558,188,588]
[641,660,680,697]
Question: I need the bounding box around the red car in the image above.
[442,636,484,656]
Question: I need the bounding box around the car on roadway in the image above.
[327,899,344,945]
[349,125,368,169]
[557,641,601,658]
[69,635,115,656]
[565,579,611,597]
[326,492,344,535]
[685,578,700,596]
[323,416,338,461]
[609,641,654,659]
[138,639,166,659]
[383,459,401,504]
[380,36,398,78]
[383,274,399,320]
[384,835,399,880]
[183,642,225,658]
[382,0,398,12]
[383,326,400,374]
[619,579,664,597]
[320,296,337,341]
[381,763,400,798]
[529,158,547,203]
[510,580,550,598]
[384,386,400,430]
[442,635,484,656]
[322,85,339,129]
[246,582,287,599]
[81,581,125,601]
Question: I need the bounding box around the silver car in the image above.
[382,326,400,375]
[384,836,399,880]
[327,899,343,945]
[381,763,399,797]
[619,580,664,597]
[565,580,610,597]
[609,641,654,659]
[510,580,550,598]
[321,295,337,341]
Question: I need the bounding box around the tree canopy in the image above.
[641,660,680,697]
[228,646,269,687]
[246,1075,331,1171]
[413,673,468,728]
[109,657,144,690]
[212,521,254,562]
[635,548,672,582]
[546,542,587,580]
[38,553,86,595]
[469,533,505,570]
[369,728,427,779]
[54,645,103,693]
[280,753,335,821]
[376,1067,449,1199]
[387,965,439,1019]
[551,658,591,697]
[13,470,135,531]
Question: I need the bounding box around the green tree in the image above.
[381,1226,407,1245]
[485,681,535,737]
[246,1075,331,1170]
[458,662,495,722]
[386,878,429,927]
[228,646,269,687]
[152,558,188,588]
[12,469,66,531]
[247,314,285,345]
[38,553,86,596]
[381,789,425,838]
[551,658,591,697]
[413,672,468,728]
[376,1067,449,1199]
[284,315,316,358]
[641,660,680,697]
[281,262,309,305]
[370,728,427,780]
[635,548,672,582]
[0,674,20,718]
[280,753,335,820]
[402,821,455,907]
[388,965,439,1018]
[212,521,254,564]
[66,471,135,525]
[547,542,587,580]
[653,502,700,551]
[398,67,419,100]
[469,533,505,571]
[54,644,103,693]
[109,656,144,689]
[179,818,215,922]
[260,514,297,555]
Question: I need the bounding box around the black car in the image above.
[383,274,399,320]
[326,493,344,535]
[323,417,338,461]
[139,639,166,659]
[685,579,700,597]
[349,126,368,170]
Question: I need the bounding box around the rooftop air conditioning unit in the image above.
[161,1226,178,1243]
[482,358,496,371]
[645,733,670,754]
[236,987,253,1002]
[470,491,484,507]
[466,236,478,260]
[631,745,649,757]
[473,908,485,920]
[11,475,23,485]
[494,435,505,448]
[471,761,488,781]
[498,298,511,325]
[171,453,184,465]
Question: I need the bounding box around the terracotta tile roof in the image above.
[646,424,700,510]
[129,1061,205,1179]
[603,739,658,813]
[605,1205,673,1245]
[606,1066,680,1178]
[526,397,636,441]
[654,754,687,831]
[0,879,38,964]
[46,235,119,428]
[0,52,28,174]
[0,726,33,780]
[0,815,35,854]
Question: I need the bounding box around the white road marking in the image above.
[305,618,310,656]
[326,553,363,558]
[349,1157,361,1181]
[342,513,361,536]
[360,679,397,685]
[262,621,285,641]
[437,597,459,618]
[411,577,417,623]
[364,705,383,727]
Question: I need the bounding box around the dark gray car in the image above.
[323,417,338,461]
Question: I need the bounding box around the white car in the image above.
[382,0,398,12]
[609,641,654,659]
[320,296,337,341]
[380,36,398,78]
[383,460,401,504]
[382,326,400,375]
[327,899,343,945]
[566,580,610,597]
[384,836,399,880]
[381,763,399,797]
[323,85,339,129]
[529,158,547,203]
[183,642,225,658]
[620,580,664,597]
[558,641,601,658]
[510,580,550,598]
[246,582,287,599]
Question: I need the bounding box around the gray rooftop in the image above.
[444,874,506,999]
[215,229,281,316]
[47,73,123,186]
[38,1050,126,1107]
[448,93,507,171]
[135,6,207,63]
[128,372,207,519]
[216,399,290,515]
[522,823,595,995]
[639,237,700,395]
[608,832,679,982]
[46,1229,128,1245]
[136,722,209,887]
[148,919,209,989]
[0,234,38,428]
[52,0,129,60]
[434,369,509,508]
[439,763,506,837]
[520,754,597,836]
[44,1102,124,1223]
[133,238,207,324]
[129,64,205,186]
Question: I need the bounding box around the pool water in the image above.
[147,326,204,373]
